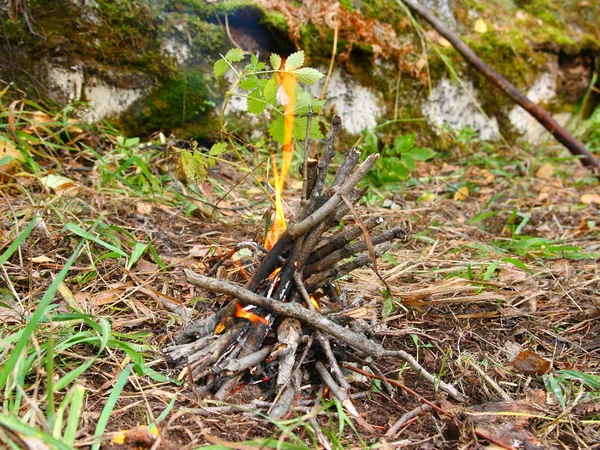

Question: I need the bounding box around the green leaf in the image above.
[180,151,208,183]
[402,154,416,172]
[250,53,259,66]
[225,48,245,62]
[247,89,267,114]
[285,51,304,71]
[392,133,415,153]
[213,58,229,77]
[310,118,324,140]
[270,53,282,70]
[382,296,395,319]
[268,115,285,144]
[294,67,324,84]
[263,77,279,103]
[0,217,37,266]
[239,76,258,91]
[208,142,228,156]
[407,147,436,161]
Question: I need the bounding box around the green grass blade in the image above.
[64,223,127,257]
[0,218,37,266]
[0,239,86,390]
[63,384,85,446]
[0,413,72,450]
[91,364,132,450]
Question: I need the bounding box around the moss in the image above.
[121,69,219,136]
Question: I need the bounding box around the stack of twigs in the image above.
[164,115,467,421]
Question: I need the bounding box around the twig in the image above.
[301,106,313,205]
[384,404,433,437]
[185,270,468,402]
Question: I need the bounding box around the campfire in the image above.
[164,114,467,422]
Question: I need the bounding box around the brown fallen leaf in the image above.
[535,162,554,179]
[464,400,546,450]
[581,193,600,205]
[507,349,551,375]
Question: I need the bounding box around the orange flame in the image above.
[235,302,268,325]
[265,65,297,250]
[309,295,320,311]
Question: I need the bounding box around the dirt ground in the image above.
[2,127,600,449]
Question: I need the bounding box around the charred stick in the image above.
[207,242,266,278]
[217,345,273,375]
[309,216,384,264]
[173,313,219,344]
[310,115,342,200]
[305,242,393,290]
[332,187,368,222]
[305,227,406,276]
[246,233,293,292]
[301,106,313,205]
[288,154,379,240]
[163,334,216,363]
[184,270,468,402]
[332,147,361,189]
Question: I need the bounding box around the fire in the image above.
[234,302,268,325]
[264,62,297,250]
[309,295,320,311]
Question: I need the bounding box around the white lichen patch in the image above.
[508,72,565,144]
[422,78,500,141]
[162,38,192,65]
[69,0,100,24]
[47,66,145,121]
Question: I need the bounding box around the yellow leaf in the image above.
[40,174,78,195]
[581,193,600,205]
[535,162,555,179]
[31,255,53,263]
[454,186,469,201]
[419,192,436,202]
[473,18,488,33]
[0,140,24,172]
[438,37,452,48]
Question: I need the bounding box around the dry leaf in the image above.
[438,37,452,48]
[136,201,153,215]
[134,258,159,273]
[31,255,53,263]
[454,186,469,201]
[92,288,126,306]
[507,349,551,375]
[473,18,488,33]
[189,244,212,258]
[0,140,23,173]
[580,193,600,205]
[110,425,158,448]
[40,174,78,195]
[535,162,554,179]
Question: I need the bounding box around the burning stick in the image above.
[165,116,464,423]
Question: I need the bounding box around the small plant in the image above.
[180,48,326,186]
[359,130,436,185]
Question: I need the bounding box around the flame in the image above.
[234,302,268,325]
[309,295,320,311]
[265,65,297,250]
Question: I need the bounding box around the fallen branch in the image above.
[399,0,600,174]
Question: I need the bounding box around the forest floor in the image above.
[1,104,600,450]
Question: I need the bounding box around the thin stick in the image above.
[384,404,433,437]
